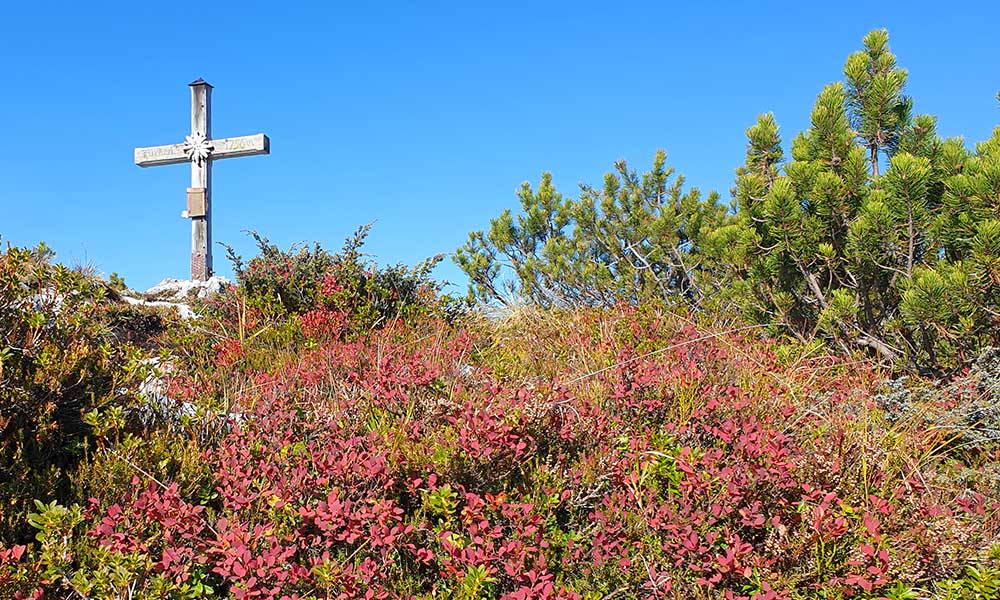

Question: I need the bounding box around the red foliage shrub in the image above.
[10,304,1000,598]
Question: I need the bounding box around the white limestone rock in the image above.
[114,276,230,320]
[145,276,231,302]
[120,294,196,319]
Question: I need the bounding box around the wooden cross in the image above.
[134,79,270,281]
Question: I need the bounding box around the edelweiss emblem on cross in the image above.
[182,134,214,165]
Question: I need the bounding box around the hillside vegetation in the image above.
[458,29,1000,374]
[3,28,1000,600]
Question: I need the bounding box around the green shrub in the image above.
[223,224,447,329]
[0,243,161,543]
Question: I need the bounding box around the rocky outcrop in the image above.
[144,276,231,302]
[118,276,231,319]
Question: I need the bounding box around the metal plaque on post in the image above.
[186,187,207,218]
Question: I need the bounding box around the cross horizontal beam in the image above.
[134,133,270,167]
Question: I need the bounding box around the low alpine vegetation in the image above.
[3,238,1000,599]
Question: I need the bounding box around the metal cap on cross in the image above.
[134,79,270,281]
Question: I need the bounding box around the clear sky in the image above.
[3,1,999,293]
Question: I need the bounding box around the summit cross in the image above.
[134,79,270,281]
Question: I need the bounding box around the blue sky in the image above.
[3,1,999,294]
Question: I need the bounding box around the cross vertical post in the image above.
[189,79,213,280]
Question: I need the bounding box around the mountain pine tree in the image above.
[454,151,728,307]
[714,29,1000,371]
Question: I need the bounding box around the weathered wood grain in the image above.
[189,81,212,281]
[134,143,188,167]
[212,133,270,160]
